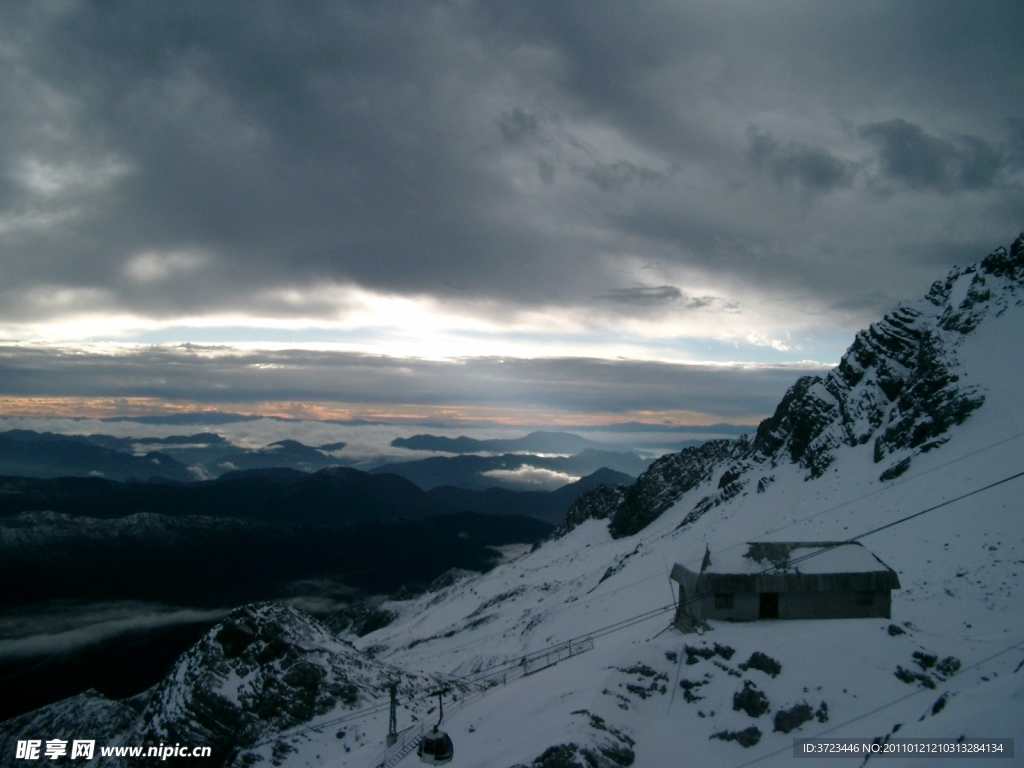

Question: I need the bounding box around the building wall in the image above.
[676,585,892,627]
[778,589,892,620]
[698,590,760,622]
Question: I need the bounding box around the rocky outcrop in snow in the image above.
[751,235,1023,478]
[609,440,747,538]
[0,603,440,767]
[560,233,1024,539]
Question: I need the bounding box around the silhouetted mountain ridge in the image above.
[426,467,635,524]
[0,465,444,525]
[391,430,611,454]
[373,449,650,490]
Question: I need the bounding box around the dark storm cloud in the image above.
[497,108,541,146]
[0,0,1021,335]
[0,1,575,313]
[578,160,661,193]
[747,127,855,195]
[600,285,683,306]
[598,285,736,312]
[859,119,1007,193]
[1009,120,1024,168]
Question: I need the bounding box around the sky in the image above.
[0,0,1022,428]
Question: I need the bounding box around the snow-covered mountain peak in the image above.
[554,233,1024,546]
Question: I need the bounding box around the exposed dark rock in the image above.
[523,744,585,768]
[679,678,709,703]
[895,665,936,688]
[912,651,938,670]
[685,645,717,665]
[714,643,736,661]
[733,681,770,718]
[935,656,961,678]
[216,618,258,658]
[553,483,627,538]
[710,726,762,747]
[773,702,814,733]
[739,651,782,678]
[880,457,912,481]
[327,603,398,638]
[979,234,1024,281]
[519,739,635,768]
[609,439,744,538]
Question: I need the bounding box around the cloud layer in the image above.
[0,602,228,660]
[0,1,1021,421]
[0,344,819,425]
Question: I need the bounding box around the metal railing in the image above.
[365,636,594,768]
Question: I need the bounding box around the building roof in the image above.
[671,542,900,593]
[704,541,891,575]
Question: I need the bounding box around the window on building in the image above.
[856,590,874,606]
[715,593,734,609]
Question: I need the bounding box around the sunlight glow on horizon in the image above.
[0,279,850,368]
[0,395,767,428]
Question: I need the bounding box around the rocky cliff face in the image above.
[0,603,440,767]
[560,233,1024,540]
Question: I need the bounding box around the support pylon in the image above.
[386,682,398,747]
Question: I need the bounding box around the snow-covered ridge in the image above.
[0,604,451,766]
[560,233,1024,541]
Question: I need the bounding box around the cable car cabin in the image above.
[418,726,454,765]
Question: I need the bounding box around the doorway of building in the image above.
[759,592,779,619]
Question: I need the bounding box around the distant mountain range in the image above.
[426,466,634,525]
[0,466,445,525]
[0,428,657,488]
[0,430,197,483]
[0,430,346,481]
[0,427,650,719]
[373,448,650,490]
[392,429,613,454]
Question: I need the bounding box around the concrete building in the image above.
[670,541,900,631]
